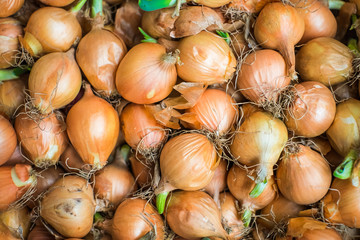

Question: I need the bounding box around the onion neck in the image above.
[328,0,345,10]
[19,32,43,57]
[161,51,179,66]
[70,0,88,14]
[241,208,252,228]
[156,192,169,214]
[11,167,36,188]
[0,67,29,82]
[333,149,358,179]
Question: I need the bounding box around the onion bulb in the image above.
[0,164,36,211]
[20,7,81,56]
[254,2,305,79]
[129,153,154,188]
[111,198,165,239]
[0,76,26,118]
[176,31,236,84]
[192,0,232,7]
[38,0,75,7]
[295,37,353,86]
[284,81,336,138]
[0,0,24,18]
[236,49,290,104]
[0,206,31,239]
[28,49,82,114]
[60,144,86,173]
[40,175,96,238]
[0,115,17,166]
[76,26,127,98]
[66,84,120,169]
[15,111,68,168]
[165,190,228,239]
[155,133,218,214]
[204,159,228,204]
[116,42,177,104]
[28,220,54,240]
[0,18,23,69]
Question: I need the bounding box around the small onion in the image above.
[38,0,75,7]
[284,81,336,138]
[28,49,82,114]
[115,42,177,104]
[15,111,68,168]
[295,37,353,86]
[204,159,228,204]
[0,115,17,166]
[0,0,24,18]
[0,76,26,118]
[66,84,120,169]
[40,175,96,238]
[0,206,31,239]
[0,18,23,69]
[165,190,228,239]
[176,31,236,84]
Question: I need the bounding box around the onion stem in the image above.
[172,0,186,18]
[216,30,231,45]
[70,0,87,13]
[249,178,268,198]
[0,67,29,82]
[94,212,104,223]
[119,144,131,165]
[138,27,157,43]
[328,0,345,10]
[241,208,252,227]
[348,39,360,55]
[156,192,169,214]
[334,149,358,179]
[91,0,103,18]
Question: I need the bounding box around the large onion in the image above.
[0,115,17,166]
[0,0,24,18]
[0,18,23,69]
[0,76,26,118]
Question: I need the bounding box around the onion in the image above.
[230,110,288,184]
[284,81,336,138]
[38,0,75,7]
[28,220,54,240]
[277,144,332,205]
[332,82,359,101]
[227,165,277,227]
[204,159,228,204]
[66,84,120,169]
[236,49,290,104]
[76,25,127,98]
[120,103,167,153]
[230,31,250,57]
[0,206,31,239]
[0,76,26,118]
[0,18,23,69]
[227,0,272,13]
[129,153,154,188]
[192,0,232,7]
[115,42,177,104]
[15,111,68,168]
[60,144,86,173]
[295,37,353,86]
[20,7,82,56]
[0,0,24,18]
[322,178,360,228]
[176,31,236,84]
[165,190,228,239]
[28,49,82,114]
[0,164,36,211]
[4,145,27,166]
[0,115,17,166]
[111,198,165,239]
[155,133,218,214]
[254,2,305,79]
[40,175,96,238]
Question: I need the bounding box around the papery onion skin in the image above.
[112,198,165,240]
[38,0,75,7]
[129,154,154,188]
[193,0,232,7]
[0,115,17,166]
[165,190,228,239]
[0,18,23,69]
[0,206,31,239]
[295,37,353,86]
[0,77,26,118]
[0,0,25,17]
[40,175,96,238]
[176,31,236,85]
[15,111,68,167]
[186,89,238,135]
[115,42,177,104]
[277,145,332,205]
[237,49,290,104]
[29,49,82,114]
[66,85,120,169]
[285,81,336,138]
[76,28,127,97]
[20,7,81,56]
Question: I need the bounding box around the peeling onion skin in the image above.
[0,0,25,18]
[0,116,17,166]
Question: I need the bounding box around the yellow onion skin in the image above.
[323,178,360,228]
[66,85,120,169]
[176,31,236,85]
[116,42,177,104]
[0,206,31,239]
[28,220,55,240]
[299,229,342,240]
[112,198,165,240]
[40,176,96,238]
[277,145,332,205]
[204,159,228,202]
[129,153,154,188]
[120,103,166,151]
[326,98,360,157]
[237,49,290,103]
[192,0,232,7]
[186,89,238,135]
[15,111,68,167]
[295,37,353,86]
[285,81,336,138]
[157,133,218,193]
[0,18,23,69]
[230,111,288,182]
[254,2,305,78]
[29,49,82,114]
[0,115,17,166]
[76,28,127,98]
[21,7,81,56]
[227,165,277,211]
[39,0,75,7]
[0,77,26,118]
[59,144,86,173]
[0,0,24,18]
[165,190,228,239]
